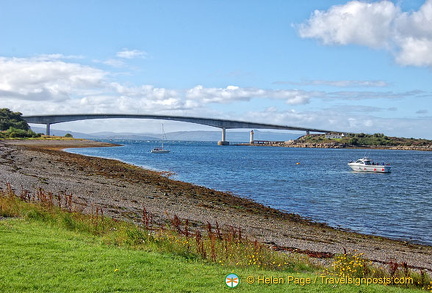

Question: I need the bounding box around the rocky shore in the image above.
[240,141,432,151]
[1,139,431,273]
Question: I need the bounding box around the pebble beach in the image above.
[1,139,431,273]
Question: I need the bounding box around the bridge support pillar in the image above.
[218,128,229,145]
[46,123,51,136]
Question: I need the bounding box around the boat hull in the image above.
[348,163,391,173]
[151,148,170,154]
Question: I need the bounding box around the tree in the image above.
[349,137,359,145]
[0,108,40,138]
[0,108,30,131]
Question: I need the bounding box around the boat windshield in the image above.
[355,159,372,165]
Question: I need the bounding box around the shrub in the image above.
[0,108,30,131]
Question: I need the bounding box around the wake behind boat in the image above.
[348,157,391,173]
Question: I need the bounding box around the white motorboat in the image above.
[348,157,391,173]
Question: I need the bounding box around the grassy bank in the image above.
[2,219,425,293]
[1,185,430,292]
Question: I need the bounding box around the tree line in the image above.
[299,132,432,147]
[0,108,41,138]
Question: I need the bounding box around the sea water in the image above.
[68,140,432,245]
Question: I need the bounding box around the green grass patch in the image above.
[1,185,430,292]
[2,219,426,293]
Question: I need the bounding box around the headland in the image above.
[239,133,432,151]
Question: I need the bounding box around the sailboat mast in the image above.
[151,124,170,153]
[161,124,165,148]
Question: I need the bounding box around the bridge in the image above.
[23,113,336,145]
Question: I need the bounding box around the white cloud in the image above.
[274,80,389,87]
[32,54,85,61]
[325,89,424,101]
[0,56,424,113]
[0,57,106,102]
[298,1,398,48]
[395,37,432,66]
[186,85,311,105]
[298,0,432,67]
[112,83,179,100]
[0,56,194,115]
[1,55,431,138]
[116,49,148,59]
[94,49,148,68]
[99,59,126,68]
[244,107,432,138]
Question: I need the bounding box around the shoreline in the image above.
[1,139,431,272]
[237,142,432,151]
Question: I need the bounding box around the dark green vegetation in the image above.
[298,133,432,147]
[1,184,430,292]
[0,108,40,138]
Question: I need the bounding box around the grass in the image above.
[2,219,426,293]
[0,219,225,292]
[1,185,430,292]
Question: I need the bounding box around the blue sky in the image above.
[1,0,431,138]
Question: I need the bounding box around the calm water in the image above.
[68,140,432,245]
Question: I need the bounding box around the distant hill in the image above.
[30,127,302,142]
[165,130,301,142]
[30,127,159,140]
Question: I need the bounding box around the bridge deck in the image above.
[23,113,340,144]
[23,113,333,132]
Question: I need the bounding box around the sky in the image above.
[1,0,431,138]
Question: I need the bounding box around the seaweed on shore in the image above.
[21,142,319,226]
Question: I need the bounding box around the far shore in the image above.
[1,138,431,273]
[237,141,432,151]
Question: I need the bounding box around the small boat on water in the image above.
[151,124,170,154]
[150,147,170,154]
[348,157,391,173]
